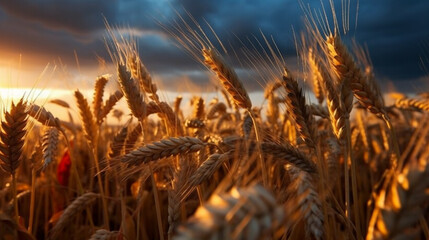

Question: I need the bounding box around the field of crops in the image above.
[1,4,429,240]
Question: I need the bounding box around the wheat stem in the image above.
[248,110,267,186]
[345,119,362,239]
[382,114,401,169]
[12,172,18,222]
[28,167,36,233]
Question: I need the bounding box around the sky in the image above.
[0,0,429,95]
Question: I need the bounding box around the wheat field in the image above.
[1,5,429,240]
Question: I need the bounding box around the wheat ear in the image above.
[124,123,143,153]
[326,34,385,117]
[89,229,118,240]
[120,136,206,166]
[207,102,227,120]
[41,127,59,170]
[92,76,108,124]
[395,97,429,112]
[180,151,233,201]
[203,48,252,109]
[308,48,325,104]
[0,98,27,222]
[174,184,285,240]
[146,101,184,136]
[49,99,70,108]
[288,167,324,240]
[128,55,159,102]
[282,68,317,148]
[108,126,128,158]
[117,63,146,119]
[261,142,317,174]
[74,90,96,144]
[368,163,429,239]
[28,104,61,128]
[310,104,329,119]
[0,98,28,175]
[98,90,124,123]
[49,192,99,239]
[322,75,347,141]
[192,97,205,119]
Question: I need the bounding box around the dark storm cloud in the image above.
[355,0,429,82]
[0,0,428,92]
[0,0,118,34]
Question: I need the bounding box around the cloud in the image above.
[0,0,428,93]
[0,0,117,34]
